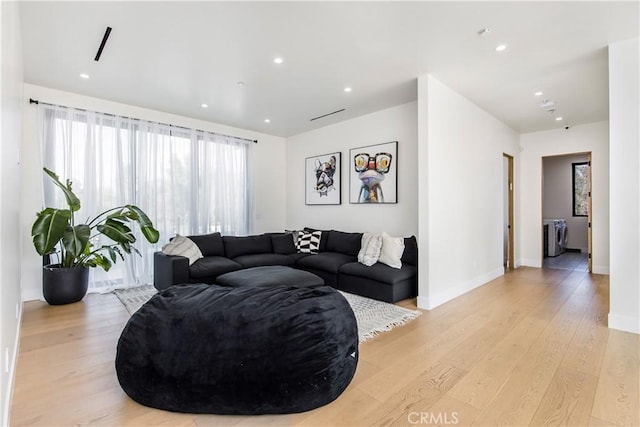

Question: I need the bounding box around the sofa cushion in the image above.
[288,253,312,263]
[232,254,295,268]
[188,232,225,257]
[326,230,363,257]
[401,236,418,266]
[190,256,243,279]
[270,234,296,255]
[296,252,356,274]
[285,230,300,246]
[223,235,273,259]
[339,262,417,285]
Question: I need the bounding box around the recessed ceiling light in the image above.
[80,73,90,79]
[534,91,543,97]
[344,87,352,93]
[495,44,507,52]
[273,57,283,64]
[555,117,563,121]
[201,103,208,108]
[237,81,245,86]
[264,119,271,123]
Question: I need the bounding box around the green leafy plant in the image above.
[31,168,160,271]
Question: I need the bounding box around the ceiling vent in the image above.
[94,27,112,61]
[539,99,556,110]
[310,108,346,121]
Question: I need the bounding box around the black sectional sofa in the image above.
[154,229,418,303]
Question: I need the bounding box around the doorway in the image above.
[541,152,592,272]
[503,154,514,270]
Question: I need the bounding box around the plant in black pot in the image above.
[31,168,159,305]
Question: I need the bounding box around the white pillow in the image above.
[358,233,383,266]
[162,234,203,265]
[378,232,405,269]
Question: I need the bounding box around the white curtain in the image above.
[40,104,253,292]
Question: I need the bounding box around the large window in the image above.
[40,104,252,291]
[572,162,589,217]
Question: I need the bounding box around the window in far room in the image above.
[572,161,589,217]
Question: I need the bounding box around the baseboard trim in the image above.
[417,268,503,310]
[592,265,610,275]
[608,313,640,334]
[2,302,23,427]
[21,287,42,302]
[520,258,542,268]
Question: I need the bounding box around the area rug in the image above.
[114,284,421,343]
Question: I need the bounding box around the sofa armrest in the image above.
[154,252,190,291]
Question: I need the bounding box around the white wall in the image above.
[0,1,24,424]
[21,84,287,301]
[417,75,520,309]
[608,37,639,334]
[543,154,590,252]
[286,102,418,236]
[520,122,609,274]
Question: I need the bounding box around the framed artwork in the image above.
[349,141,398,204]
[305,152,341,205]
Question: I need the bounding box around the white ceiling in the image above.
[20,1,639,138]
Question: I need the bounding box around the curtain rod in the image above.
[29,98,258,144]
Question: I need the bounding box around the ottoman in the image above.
[115,283,358,414]
[216,265,325,288]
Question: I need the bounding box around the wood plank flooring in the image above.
[10,267,639,426]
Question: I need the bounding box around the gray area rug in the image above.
[114,284,421,343]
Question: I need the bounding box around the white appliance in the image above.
[544,219,567,257]
[557,219,568,253]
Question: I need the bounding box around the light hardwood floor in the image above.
[10,267,640,426]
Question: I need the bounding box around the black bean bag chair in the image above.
[115,283,358,414]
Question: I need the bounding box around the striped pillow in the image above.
[162,234,203,265]
[296,230,322,254]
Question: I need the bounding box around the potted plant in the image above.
[31,168,159,305]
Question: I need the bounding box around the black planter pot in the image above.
[42,265,89,305]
